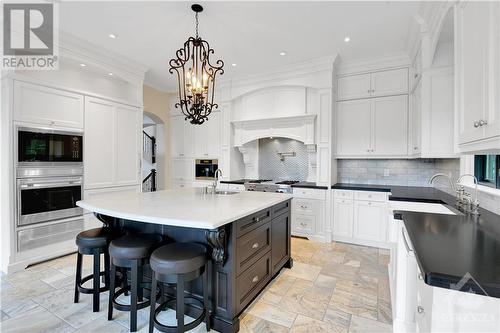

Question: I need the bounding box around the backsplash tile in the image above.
[259,138,309,181]
[337,159,460,188]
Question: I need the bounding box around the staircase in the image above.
[142,169,157,192]
[142,130,157,192]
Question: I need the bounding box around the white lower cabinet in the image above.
[291,188,326,242]
[332,190,389,248]
[353,200,387,243]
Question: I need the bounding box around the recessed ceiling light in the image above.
[108,33,116,39]
[108,72,113,76]
[344,36,350,42]
[279,51,286,56]
[231,63,237,67]
[79,63,86,67]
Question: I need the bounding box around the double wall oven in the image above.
[15,127,84,251]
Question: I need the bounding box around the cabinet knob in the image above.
[368,202,372,205]
[252,242,259,249]
[254,217,260,222]
[479,119,488,127]
[367,90,371,93]
[417,306,425,314]
[414,147,418,150]
[474,121,480,128]
[252,275,259,283]
[418,273,423,280]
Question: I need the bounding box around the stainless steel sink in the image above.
[214,190,239,195]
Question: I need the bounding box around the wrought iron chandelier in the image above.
[169,4,224,125]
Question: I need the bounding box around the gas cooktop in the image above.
[245,180,300,193]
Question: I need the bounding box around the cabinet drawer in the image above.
[333,190,354,200]
[272,200,290,218]
[292,214,316,235]
[354,191,388,202]
[236,251,272,313]
[293,188,326,200]
[292,198,316,214]
[236,222,271,276]
[235,208,271,237]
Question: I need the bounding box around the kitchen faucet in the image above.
[429,173,456,192]
[214,169,223,189]
[457,174,480,215]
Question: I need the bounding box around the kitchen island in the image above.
[77,188,293,333]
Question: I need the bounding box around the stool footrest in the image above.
[112,283,160,312]
[77,271,109,294]
[153,297,206,333]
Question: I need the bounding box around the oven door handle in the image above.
[18,180,82,189]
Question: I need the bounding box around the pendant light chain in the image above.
[195,12,199,38]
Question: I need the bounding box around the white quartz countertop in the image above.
[77,188,292,229]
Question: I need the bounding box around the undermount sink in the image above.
[389,201,457,215]
[214,190,239,195]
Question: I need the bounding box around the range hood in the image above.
[232,114,316,147]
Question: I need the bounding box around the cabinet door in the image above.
[193,121,209,158]
[14,81,84,128]
[372,95,408,156]
[170,116,186,158]
[371,68,409,97]
[409,81,421,156]
[336,99,372,156]
[171,159,193,182]
[353,200,387,242]
[114,104,141,186]
[271,212,291,275]
[84,98,115,189]
[457,1,490,144]
[333,198,354,238]
[337,73,371,100]
[206,112,220,158]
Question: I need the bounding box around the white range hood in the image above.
[232,114,316,147]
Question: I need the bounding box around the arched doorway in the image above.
[142,111,165,192]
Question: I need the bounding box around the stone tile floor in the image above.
[0,238,392,333]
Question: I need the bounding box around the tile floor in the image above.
[0,238,392,333]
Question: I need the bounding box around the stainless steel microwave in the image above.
[195,159,218,180]
[16,127,83,166]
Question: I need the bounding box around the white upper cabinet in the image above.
[336,99,372,156]
[170,115,194,158]
[409,80,422,156]
[84,97,141,189]
[13,81,84,129]
[336,95,408,158]
[338,68,408,101]
[193,112,220,158]
[370,68,409,97]
[456,1,500,152]
[337,74,371,100]
[372,95,408,156]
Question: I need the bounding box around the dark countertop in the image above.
[333,182,500,297]
[332,183,450,203]
[291,182,328,190]
[219,179,254,185]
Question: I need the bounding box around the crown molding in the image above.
[57,32,148,86]
[219,54,338,90]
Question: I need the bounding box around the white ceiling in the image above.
[59,1,421,92]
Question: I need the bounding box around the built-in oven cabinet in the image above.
[84,97,142,190]
[13,81,84,129]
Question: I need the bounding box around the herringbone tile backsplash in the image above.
[258,138,309,181]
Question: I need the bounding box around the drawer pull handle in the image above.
[252,242,259,249]
[417,306,424,314]
[253,217,260,222]
[252,275,259,283]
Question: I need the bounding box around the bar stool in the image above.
[74,227,117,312]
[148,243,210,333]
[108,233,163,332]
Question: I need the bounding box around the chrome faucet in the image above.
[457,174,480,215]
[213,169,223,189]
[429,173,456,192]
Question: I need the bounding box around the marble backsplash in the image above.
[337,159,460,187]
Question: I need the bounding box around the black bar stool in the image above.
[148,243,210,333]
[74,227,117,312]
[108,233,163,332]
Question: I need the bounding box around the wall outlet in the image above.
[384,169,390,177]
